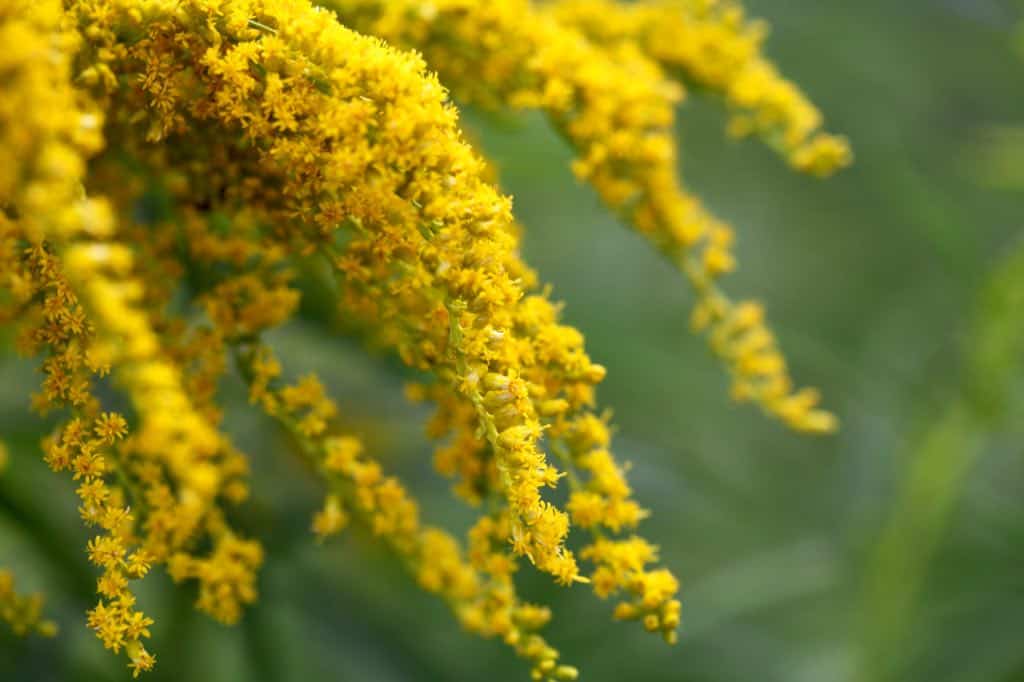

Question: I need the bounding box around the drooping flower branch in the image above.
[326,0,844,433]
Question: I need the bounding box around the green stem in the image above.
[857,402,983,682]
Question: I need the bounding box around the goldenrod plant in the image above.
[0,0,847,678]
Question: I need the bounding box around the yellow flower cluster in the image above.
[0,0,847,678]
[168,534,263,625]
[0,569,57,637]
[79,0,580,582]
[237,342,577,681]
[548,0,852,175]
[559,413,680,641]
[326,0,841,433]
[0,0,102,241]
[32,190,258,673]
[0,1,258,673]
[4,215,156,674]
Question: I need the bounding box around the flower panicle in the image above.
[324,0,839,435]
[548,0,852,176]
[236,342,576,681]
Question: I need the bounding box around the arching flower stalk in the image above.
[325,0,843,433]
[143,192,581,679]
[547,0,852,175]
[234,339,580,682]
[2,1,256,672]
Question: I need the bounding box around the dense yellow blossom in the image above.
[326,0,840,434]
[548,0,851,175]
[66,0,585,582]
[0,0,847,677]
[235,341,577,681]
[0,3,150,671]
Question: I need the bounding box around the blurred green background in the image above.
[3,1,1024,680]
